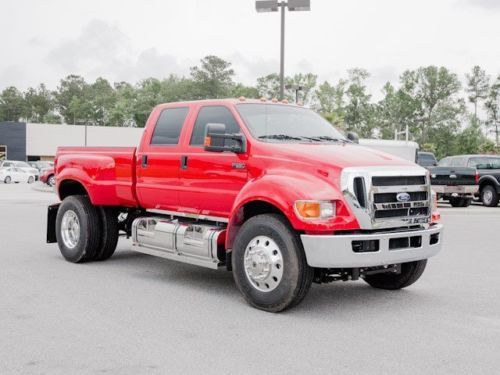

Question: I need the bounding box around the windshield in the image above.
[15,161,30,168]
[236,104,346,143]
[468,157,500,169]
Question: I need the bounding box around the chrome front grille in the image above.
[371,177,430,223]
[341,166,431,230]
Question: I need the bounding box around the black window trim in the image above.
[150,106,190,147]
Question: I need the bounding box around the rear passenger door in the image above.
[135,106,191,211]
[177,105,248,219]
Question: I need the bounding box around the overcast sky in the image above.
[1,0,500,97]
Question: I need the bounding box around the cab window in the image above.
[150,107,189,145]
[469,157,500,169]
[190,106,241,146]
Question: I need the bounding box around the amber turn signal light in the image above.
[294,200,336,220]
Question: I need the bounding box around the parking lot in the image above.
[1,182,499,375]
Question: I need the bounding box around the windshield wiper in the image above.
[258,134,303,141]
[302,136,350,143]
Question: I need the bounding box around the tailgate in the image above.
[429,167,477,186]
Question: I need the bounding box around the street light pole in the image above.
[280,3,285,100]
[256,0,311,100]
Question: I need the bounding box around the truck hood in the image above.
[258,142,418,170]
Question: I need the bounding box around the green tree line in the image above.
[1,55,499,158]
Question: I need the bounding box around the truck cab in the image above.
[47,98,443,312]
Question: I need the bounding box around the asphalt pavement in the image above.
[1,182,499,375]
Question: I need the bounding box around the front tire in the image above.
[56,195,101,263]
[481,185,499,207]
[232,214,313,312]
[28,176,34,184]
[4,176,11,184]
[363,260,427,290]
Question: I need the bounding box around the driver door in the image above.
[177,105,248,219]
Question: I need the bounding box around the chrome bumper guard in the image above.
[301,223,443,268]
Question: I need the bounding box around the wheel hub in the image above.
[244,236,284,292]
[484,190,493,204]
[61,210,80,249]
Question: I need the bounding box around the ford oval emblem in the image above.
[396,192,411,202]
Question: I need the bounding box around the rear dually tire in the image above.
[56,195,101,263]
[93,206,119,261]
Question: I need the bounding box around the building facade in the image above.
[0,122,143,161]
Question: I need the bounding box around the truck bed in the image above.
[55,147,138,207]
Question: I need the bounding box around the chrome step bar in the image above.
[131,217,226,269]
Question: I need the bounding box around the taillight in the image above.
[475,170,479,184]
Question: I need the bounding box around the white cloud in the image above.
[1,0,500,94]
[458,0,500,10]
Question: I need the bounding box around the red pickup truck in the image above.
[47,98,443,312]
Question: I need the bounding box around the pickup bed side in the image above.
[56,147,138,207]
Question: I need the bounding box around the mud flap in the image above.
[46,203,60,243]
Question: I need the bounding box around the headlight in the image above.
[294,200,336,220]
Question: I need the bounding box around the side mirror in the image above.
[346,131,359,144]
[204,123,246,153]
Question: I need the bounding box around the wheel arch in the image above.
[479,175,500,191]
[58,179,90,201]
[225,198,292,253]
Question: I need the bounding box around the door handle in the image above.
[181,155,188,170]
[141,155,148,168]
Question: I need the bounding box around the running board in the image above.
[131,217,226,270]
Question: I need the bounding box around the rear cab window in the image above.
[438,157,451,167]
[150,107,190,145]
[451,157,467,167]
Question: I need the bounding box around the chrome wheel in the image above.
[61,210,80,249]
[48,175,55,187]
[28,176,34,184]
[244,235,284,292]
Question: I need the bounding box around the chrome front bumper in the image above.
[432,185,478,195]
[301,223,443,268]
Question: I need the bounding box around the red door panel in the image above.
[178,152,248,217]
[135,106,191,210]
